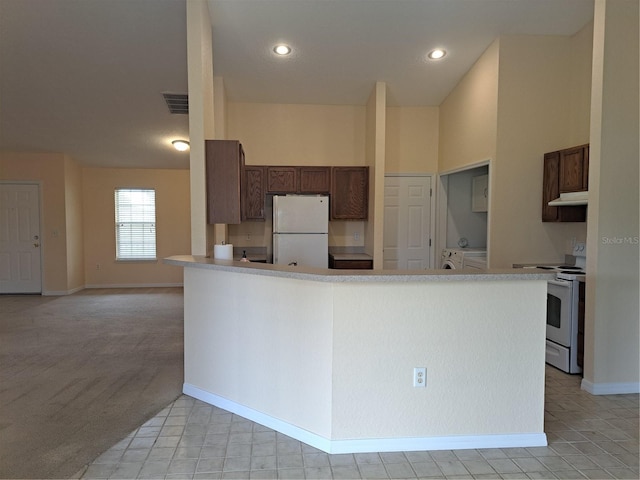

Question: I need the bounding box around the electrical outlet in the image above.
[354,232,360,241]
[246,233,251,241]
[413,367,426,388]
[96,264,101,270]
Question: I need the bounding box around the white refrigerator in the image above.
[272,195,329,268]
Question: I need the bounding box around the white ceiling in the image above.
[0,0,594,170]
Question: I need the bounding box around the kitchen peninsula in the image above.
[165,255,552,454]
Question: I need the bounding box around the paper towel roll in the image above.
[213,244,233,260]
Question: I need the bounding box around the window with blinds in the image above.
[114,189,156,260]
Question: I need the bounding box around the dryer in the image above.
[463,256,487,270]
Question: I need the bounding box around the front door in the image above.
[383,176,432,269]
[0,184,42,293]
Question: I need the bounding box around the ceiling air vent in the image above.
[162,93,189,114]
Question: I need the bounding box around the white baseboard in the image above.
[183,383,547,454]
[581,378,640,395]
[41,283,183,295]
[84,283,183,289]
[42,286,84,296]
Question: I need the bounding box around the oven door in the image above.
[547,279,573,347]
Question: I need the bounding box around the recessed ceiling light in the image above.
[427,48,447,60]
[273,44,292,56]
[172,140,190,152]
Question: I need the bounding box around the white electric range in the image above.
[536,243,586,374]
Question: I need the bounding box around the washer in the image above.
[440,248,487,269]
[441,248,463,269]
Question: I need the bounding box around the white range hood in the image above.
[548,191,588,206]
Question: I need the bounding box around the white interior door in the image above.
[0,184,42,293]
[383,176,432,270]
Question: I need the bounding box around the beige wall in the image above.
[365,83,386,266]
[186,0,215,256]
[225,101,369,250]
[568,22,594,145]
[82,168,191,287]
[227,102,366,166]
[439,40,499,173]
[584,0,639,392]
[385,106,439,173]
[64,156,85,291]
[0,152,72,294]
[439,28,593,268]
[491,33,592,268]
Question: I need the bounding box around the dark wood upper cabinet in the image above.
[265,166,331,194]
[541,145,588,223]
[299,167,330,193]
[242,166,266,221]
[331,167,369,220]
[206,140,242,224]
[266,167,298,193]
[559,145,589,193]
[206,144,368,223]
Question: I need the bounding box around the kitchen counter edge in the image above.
[165,255,554,283]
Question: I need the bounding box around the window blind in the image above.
[114,189,156,260]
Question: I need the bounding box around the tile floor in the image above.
[77,367,639,480]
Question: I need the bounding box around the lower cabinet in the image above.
[329,254,373,269]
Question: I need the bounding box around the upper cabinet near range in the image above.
[542,144,589,222]
[559,145,589,193]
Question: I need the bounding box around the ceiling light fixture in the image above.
[172,140,190,152]
[427,48,447,60]
[273,44,292,56]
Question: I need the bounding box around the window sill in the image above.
[115,258,158,263]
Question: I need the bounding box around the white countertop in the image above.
[165,255,554,283]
